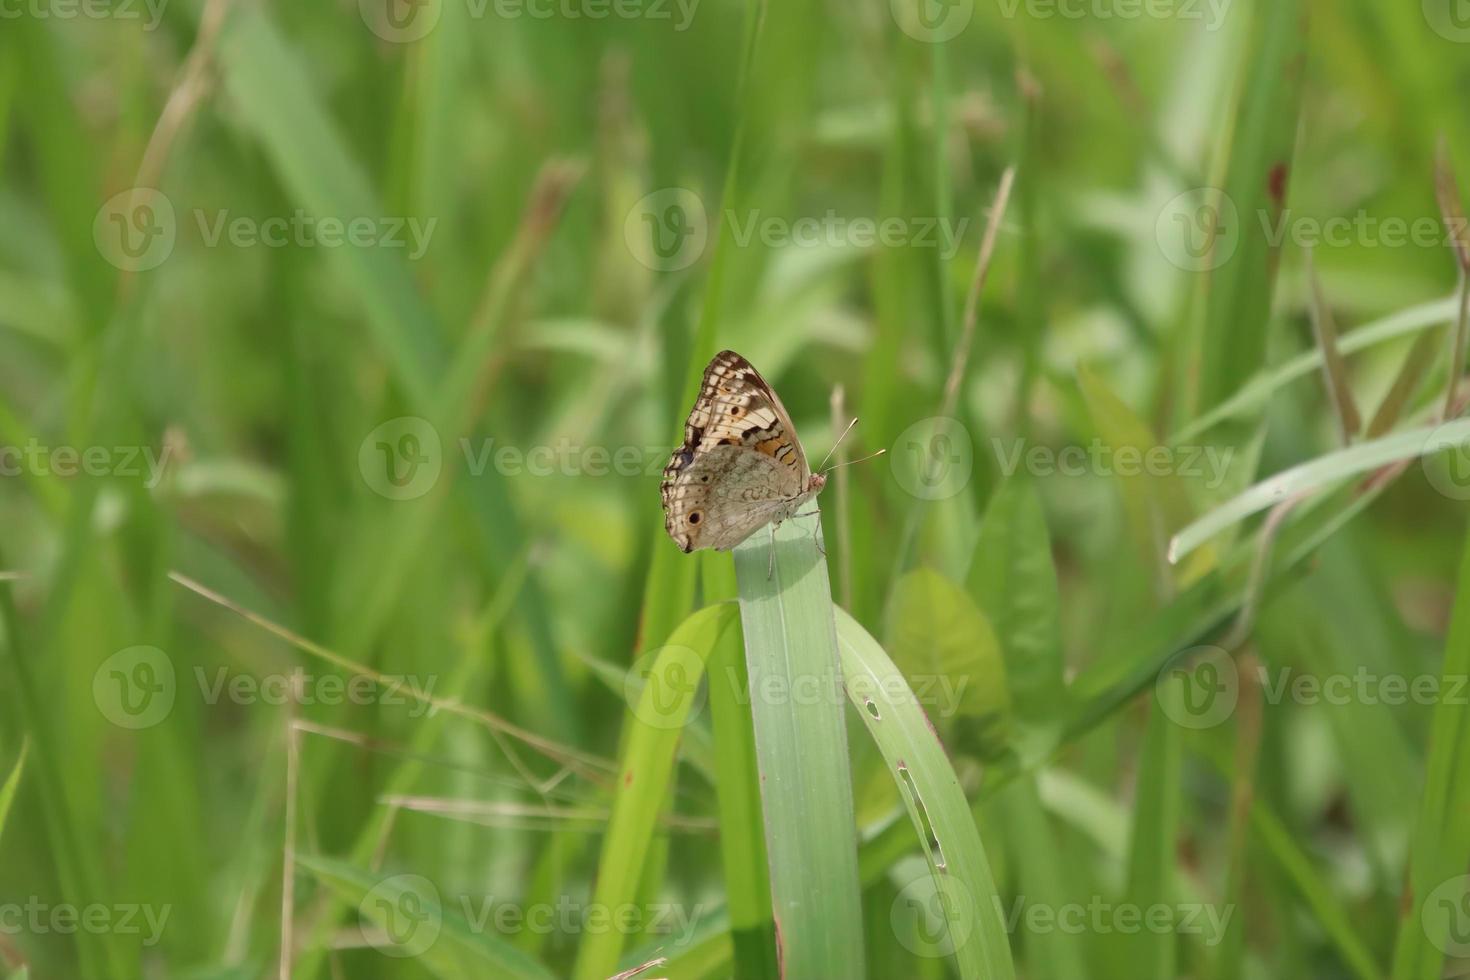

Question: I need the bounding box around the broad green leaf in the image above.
[888,567,1011,758]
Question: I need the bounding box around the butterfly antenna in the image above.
[821,448,886,474]
[816,417,860,473]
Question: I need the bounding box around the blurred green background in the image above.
[4,0,1470,977]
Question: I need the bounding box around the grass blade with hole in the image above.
[834,606,1015,980]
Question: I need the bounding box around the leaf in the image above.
[729,515,865,979]
[835,608,1016,980]
[1169,416,1470,563]
[1305,252,1361,442]
[572,602,742,980]
[967,479,1064,726]
[888,568,1011,759]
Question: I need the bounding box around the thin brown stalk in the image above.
[167,570,616,781]
[940,166,1017,420]
[1304,247,1360,443]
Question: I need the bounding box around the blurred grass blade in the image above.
[1195,0,1304,412]
[1304,250,1361,442]
[573,603,740,980]
[1079,364,1214,587]
[834,606,1015,980]
[1436,136,1470,274]
[733,516,864,978]
[0,739,26,846]
[1366,328,1443,438]
[1175,296,1458,442]
[1390,524,1470,980]
[966,479,1063,727]
[1169,417,1470,562]
[1114,687,1182,980]
[216,3,444,404]
[296,855,557,979]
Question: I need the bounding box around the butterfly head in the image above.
[807,472,826,494]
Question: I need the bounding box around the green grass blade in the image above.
[0,739,26,847]
[1391,523,1470,980]
[1170,417,1470,562]
[733,515,864,978]
[834,606,1015,980]
[572,602,741,980]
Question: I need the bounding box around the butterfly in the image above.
[661,351,827,553]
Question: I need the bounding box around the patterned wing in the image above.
[661,351,811,552]
[679,350,810,479]
[662,444,805,552]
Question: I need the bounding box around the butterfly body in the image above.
[661,351,825,552]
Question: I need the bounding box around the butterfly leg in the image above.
[792,509,826,557]
[766,524,777,581]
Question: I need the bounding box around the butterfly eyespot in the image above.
[729,405,744,416]
[688,511,703,525]
[700,474,711,483]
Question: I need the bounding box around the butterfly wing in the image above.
[661,351,812,552]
